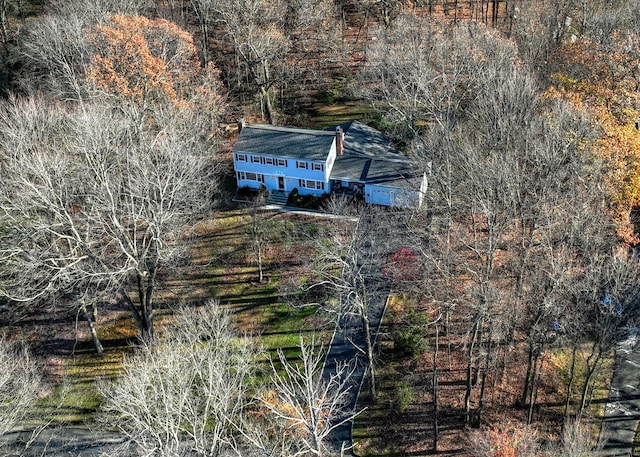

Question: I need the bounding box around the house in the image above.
[232,120,428,208]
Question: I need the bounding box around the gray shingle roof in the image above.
[233,120,423,190]
[331,121,420,189]
[234,124,335,161]
[364,159,422,189]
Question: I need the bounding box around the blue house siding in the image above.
[365,183,421,208]
[232,122,427,208]
[234,150,330,191]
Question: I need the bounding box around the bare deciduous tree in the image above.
[201,0,288,123]
[563,253,640,422]
[0,98,220,343]
[15,12,91,100]
[98,301,256,457]
[361,14,521,142]
[295,206,412,401]
[0,339,41,439]
[262,335,358,457]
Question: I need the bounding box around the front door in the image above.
[278,176,285,191]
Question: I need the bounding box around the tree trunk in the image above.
[257,241,264,283]
[121,289,145,333]
[134,266,156,339]
[253,206,264,283]
[80,303,103,354]
[432,322,439,452]
[478,323,494,423]
[200,20,210,65]
[143,268,157,339]
[445,307,452,370]
[521,342,535,406]
[361,301,376,400]
[577,345,602,422]
[563,345,578,420]
[260,85,274,125]
[465,316,481,424]
[492,0,499,25]
[0,0,8,47]
[381,1,390,28]
[527,351,541,425]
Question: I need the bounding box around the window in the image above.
[277,159,287,167]
[235,153,247,162]
[296,161,308,169]
[238,172,264,183]
[312,163,324,171]
[264,157,274,165]
[246,172,264,182]
[298,179,324,190]
[251,156,262,164]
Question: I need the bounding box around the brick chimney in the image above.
[335,126,344,155]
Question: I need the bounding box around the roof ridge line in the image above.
[245,124,336,136]
[346,151,415,164]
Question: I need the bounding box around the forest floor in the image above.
[352,304,615,456]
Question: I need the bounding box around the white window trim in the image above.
[239,171,264,183]
[298,179,325,190]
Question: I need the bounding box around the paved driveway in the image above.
[598,328,640,456]
[2,426,124,457]
[322,288,390,452]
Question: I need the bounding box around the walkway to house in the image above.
[598,328,640,456]
[322,287,391,453]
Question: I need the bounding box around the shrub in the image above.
[393,381,416,415]
[467,421,540,457]
[392,308,429,358]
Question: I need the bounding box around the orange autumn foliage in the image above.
[468,421,539,457]
[550,34,640,244]
[87,15,220,109]
[487,425,536,457]
[260,388,330,438]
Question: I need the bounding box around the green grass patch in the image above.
[352,338,405,456]
[309,101,378,129]
[31,349,125,426]
[28,207,339,427]
[548,345,615,421]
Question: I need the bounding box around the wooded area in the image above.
[1,0,640,456]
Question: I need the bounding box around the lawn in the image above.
[309,100,378,129]
[18,206,339,426]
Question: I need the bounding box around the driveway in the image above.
[322,288,390,452]
[1,426,124,457]
[598,328,640,456]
